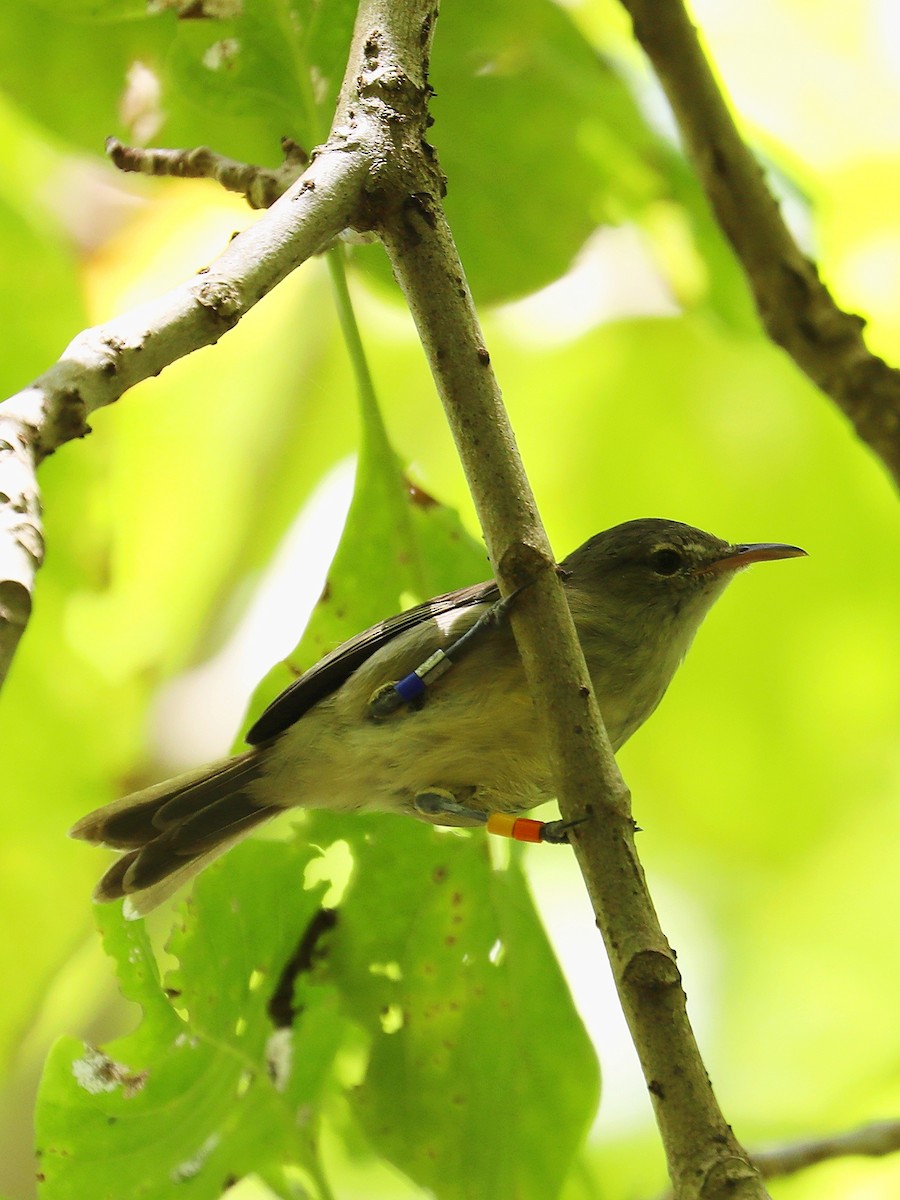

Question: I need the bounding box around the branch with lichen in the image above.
[619,0,900,490]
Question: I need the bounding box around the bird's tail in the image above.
[69,752,278,915]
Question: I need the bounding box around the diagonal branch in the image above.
[619,0,900,490]
[335,1,769,1196]
[0,137,368,687]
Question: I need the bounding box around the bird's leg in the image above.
[530,816,589,843]
[484,812,587,844]
[414,788,487,825]
[414,789,585,844]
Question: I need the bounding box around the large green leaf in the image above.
[1,0,669,305]
[36,840,342,1200]
[428,0,665,303]
[240,337,491,733]
[165,0,358,147]
[318,813,600,1200]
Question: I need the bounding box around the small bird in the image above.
[71,518,805,913]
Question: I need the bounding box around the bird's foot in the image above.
[414,789,487,825]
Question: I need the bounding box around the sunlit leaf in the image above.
[36,841,342,1200]
[320,814,600,1200]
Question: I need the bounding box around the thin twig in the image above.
[619,0,900,489]
[754,1119,900,1179]
[334,2,768,1197]
[106,135,308,209]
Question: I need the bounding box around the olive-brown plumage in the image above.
[70,518,805,913]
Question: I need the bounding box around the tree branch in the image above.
[659,1118,900,1198]
[753,1119,900,1180]
[336,1,768,1196]
[0,137,368,686]
[105,135,308,210]
[619,0,900,490]
[1,4,843,1195]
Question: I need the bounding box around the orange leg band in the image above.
[486,813,546,843]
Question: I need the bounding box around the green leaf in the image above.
[36,840,344,1200]
[0,5,173,155]
[24,0,147,17]
[424,0,666,303]
[167,0,357,147]
[1,0,668,306]
[231,293,597,1197]
[240,396,490,737]
[0,4,296,165]
[319,814,600,1200]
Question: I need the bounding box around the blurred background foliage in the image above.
[0,0,898,1197]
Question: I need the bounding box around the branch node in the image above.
[0,580,32,629]
[47,389,90,453]
[698,1154,761,1199]
[622,947,682,991]
[195,279,242,325]
[497,541,554,590]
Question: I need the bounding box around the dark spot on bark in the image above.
[406,191,436,228]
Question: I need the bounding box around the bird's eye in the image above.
[649,547,683,576]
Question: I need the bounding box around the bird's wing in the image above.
[245,579,499,744]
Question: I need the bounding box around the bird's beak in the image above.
[698,542,808,576]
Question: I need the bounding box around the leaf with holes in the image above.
[317,813,601,1200]
[35,838,344,1199]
